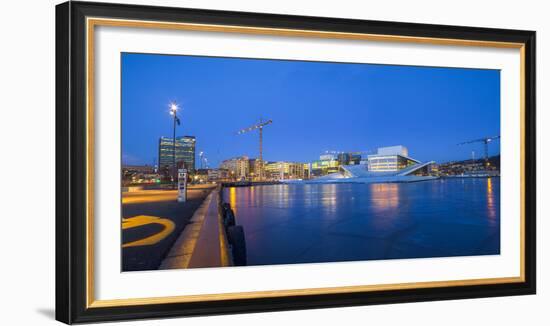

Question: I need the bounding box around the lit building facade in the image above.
[220,156,251,180]
[308,152,364,177]
[207,168,230,181]
[158,136,196,174]
[367,145,418,172]
[304,163,311,179]
[264,161,306,180]
[310,153,341,177]
[121,165,159,185]
[248,158,258,179]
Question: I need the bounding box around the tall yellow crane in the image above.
[237,118,273,180]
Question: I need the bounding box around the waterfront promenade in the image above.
[121,184,215,271]
[122,177,500,270]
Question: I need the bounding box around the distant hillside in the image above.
[441,155,500,168]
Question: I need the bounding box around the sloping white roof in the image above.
[340,164,397,177]
[314,172,347,180]
[339,161,434,178]
[397,161,435,176]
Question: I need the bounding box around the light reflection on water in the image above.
[370,183,399,212]
[229,186,237,216]
[486,178,497,225]
[224,178,500,267]
[320,184,338,215]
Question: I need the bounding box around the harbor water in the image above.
[224,178,500,266]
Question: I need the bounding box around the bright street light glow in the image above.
[169,102,179,113]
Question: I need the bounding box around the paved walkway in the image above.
[121,185,215,271]
[159,188,231,269]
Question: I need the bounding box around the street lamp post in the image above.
[169,102,180,189]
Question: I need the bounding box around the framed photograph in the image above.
[56,1,536,323]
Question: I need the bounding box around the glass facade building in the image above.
[158,136,196,173]
[308,152,364,177]
[367,146,418,172]
[310,152,341,177]
[367,155,418,172]
[310,158,340,176]
[337,152,362,165]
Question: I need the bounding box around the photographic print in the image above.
[56,3,535,322]
[121,53,501,271]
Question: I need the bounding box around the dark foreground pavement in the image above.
[122,185,215,271]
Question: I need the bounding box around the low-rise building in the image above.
[220,156,251,180]
[265,161,306,180]
[310,152,340,176]
[121,165,159,185]
[207,168,230,182]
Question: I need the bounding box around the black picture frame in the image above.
[56,1,536,324]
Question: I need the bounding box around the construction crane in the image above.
[457,136,500,167]
[237,118,273,180]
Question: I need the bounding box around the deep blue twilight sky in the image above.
[121,53,500,167]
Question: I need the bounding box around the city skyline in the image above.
[122,53,500,167]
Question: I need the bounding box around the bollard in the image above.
[223,208,236,228]
[227,225,247,266]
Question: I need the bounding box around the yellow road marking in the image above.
[122,191,177,204]
[122,215,175,248]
